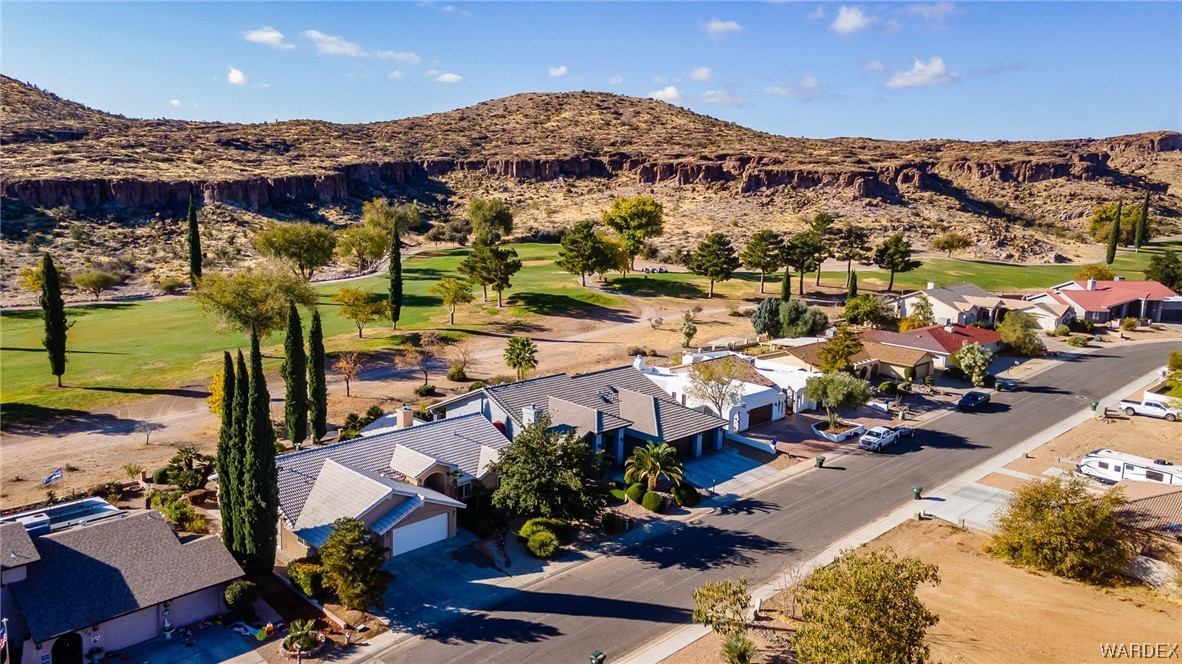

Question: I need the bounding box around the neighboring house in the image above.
[430,365,728,464]
[1115,481,1182,539]
[637,354,788,433]
[358,406,429,437]
[750,357,821,413]
[894,281,1072,331]
[1027,278,1180,324]
[275,413,508,560]
[763,339,935,380]
[865,323,1002,369]
[0,506,241,664]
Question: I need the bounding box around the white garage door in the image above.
[103,606,159,651]
[169,586,224,627]
[390,513,448,556]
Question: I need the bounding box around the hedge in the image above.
[224,580,258,612]
[671,484,700,507]
[150,467,171,484]
[625,483,645,504]
[641,491,667,514]
[518,517,570,542]
[602,513,625,534]
[287,557,324,598]
[527,530,559,559]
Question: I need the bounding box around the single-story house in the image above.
[750,359,821,413]
[1115,481,1182,538]
[864,323,1002,369]
[1027,278,1180,324]
[430,365,728,465]
[893,281,1072,331]
[0,508,241,664]
[764,339,935,381]
[637,354,788,433]
[275,413,508,560]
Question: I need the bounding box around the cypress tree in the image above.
[1105,201,1121,266]
[281,303,308,447]
[187,195,202,287]
[40,254,68,387]
[848,270,858,299]
[214,352,238,551]
[230,350,250,558]
[241,331,279,578]
[389,225,403,328]
[1135,191,1150,251]
[779,268,791,303]
[308,310,327,443]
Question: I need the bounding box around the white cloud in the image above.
[652,75,669,85]
[831,6,876,35]
[701,18,742,38]
[301,30,368,56]
[906,2,961,21]
[424,69,440,77]
[699,90,748,106]
[227,66,249,85]
[607,75,624,85]
[433,72,463,83]
[548,65,568,77]
[884,56,958,89]
[243,26,294,50]
[377,50,421,64]
[806,5,826,20]
[169,99,183,107]
[687,67,712,82]
[763,75,821,100]
[388,70,405,80]
[647,85,684,103]
[862,59,886,72]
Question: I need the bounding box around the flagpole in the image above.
[2,617,10,664]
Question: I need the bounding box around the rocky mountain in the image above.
[2,74,1180,296]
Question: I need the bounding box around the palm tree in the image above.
[626,442,686,492]
[170,445,206,471]
[504,336,538,380]
[283,619,320,651]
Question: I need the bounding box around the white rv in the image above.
[1077,449,1182,486]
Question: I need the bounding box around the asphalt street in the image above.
[372,341,1178,664]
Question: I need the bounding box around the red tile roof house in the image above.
[1026,278,1180,324]
[864,323,1003,369]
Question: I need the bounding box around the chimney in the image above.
[522,404,543,426]
[633,354,646,371]
[396,406,414,430]
[944,323,955,333]
[927,281,936,290]
[1086,278,1096,291]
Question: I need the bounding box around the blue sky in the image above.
[2,2,1179,140]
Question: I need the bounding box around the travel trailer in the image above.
[1078,449,1182,486]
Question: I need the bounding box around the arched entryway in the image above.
[51,631,83,664]
[424,472,448,495]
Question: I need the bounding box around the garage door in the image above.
[169,586,223,627]
[391,513,449,556]
[102,606,159,652]
[747,404,773,426]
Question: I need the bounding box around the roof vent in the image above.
[1086,278,1097,291]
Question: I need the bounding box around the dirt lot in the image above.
[666,520,1182,664]
[1004,409,1181,478]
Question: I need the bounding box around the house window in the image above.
[458,482,473,499]
[1146,470,1165,482]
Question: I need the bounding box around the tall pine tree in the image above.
[1105,201,1121,266]
[281,302,308,447]
[389,225,403,328]
[1135,192,1150,251]
[187,195,202,287]
[308,310,327,443]
[848,271,858,299]
[241,332,279,578]
[214,352,239,552]
[40,254,68,387]
[230,350,250,557]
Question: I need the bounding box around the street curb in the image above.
[614,364,1167,664]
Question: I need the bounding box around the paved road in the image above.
[372,341,1178,664]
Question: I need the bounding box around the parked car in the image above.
[858,425,914,452]
[957,391,991,411]
[1118,399,1180,422]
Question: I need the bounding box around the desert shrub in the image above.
[156,276,186,295]
[641,491,667,514]
[527,530,560,559]
[167,468,202,492]
[625,483,645,504]
[414,384,436,397]
[722,633,758,664]
[487,375,514,385]
[1053,324,1071,337]
[467,381,486,392]
[287,557,324,598]
[447,363,467,381]
[1067,335,1088,348]
[519,517,571,541]
[923,375,935,386]
[1070,319,1094,333]
[1121,317,1138,332]
[225,580,259,611]
[151,467,171,484]
[626,345,647,357]
[878,381,897,395]
[900,381,912,392]
[283,619,320,652]
[602,512,625,534]
[672,483,701,507]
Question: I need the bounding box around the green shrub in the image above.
[157,276,186,295]
[1053,324,1071,337]
[642,491,667,514]
[602,512,625,534]
[151,467,171,484]
[903,366,916,381]
[519,517,571,542]
[1070,319,1094,333]
[923,375,935,386]
[167,468,202,492]
[287,557,324,598]
[900,381,913,392]
[1067,335,1088,348]
[447,363,468,382]
[625,483,645,504]
[225,580,258,611]
[608,485,627,504]
[878,381,897,395]
[466,381,486,392]
[414,384,436,397]
[672,484,701,507]
[1121,317,1138,332]
[527,530,559,559]
[626,345,647,357]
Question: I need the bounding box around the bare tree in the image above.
[333,352,363,397]
[685,359,746,419]
[398,332,443,385]
[134,420,165,446]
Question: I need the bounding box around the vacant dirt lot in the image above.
[1005,409,1181,478]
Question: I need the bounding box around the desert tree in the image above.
[951,342,993,386]
[429,277,476,325]
[601,195,665,270]
[193,266,317,337]
[931,230,973,257]
[398,332,442,385]
[803,372,873,428]
[459,239,521,304]
[1145,250,1182,290]
[72,270,120,300]
[873,233,922,293]
[779,299,829,338]
[898,293,936,332]
[336,224,389,274]
[489,416,607,520]
[467,198,515,243]
[1073,264,1115,281]
[363,197,420,235]
[818,325,864,374]
[333,352,363,397]
[692,578,750,636]
[39,254,69,387]
[843,295,893,328]
[685,359,746,419]
[996,311,1044,357]
[331,287,385,338]
[308,311,328,442]
[253,222,337,280]
[830,223,872,287]
[593,232,630,283]
[783,230,823,296]
[281,302,309,447]
[688,232,742,298]
[18,262,72,292]
[319,517,394,610]
[739,230,785,294]
[556,219,603,286]
[680,320,698,347]
[187,195,202,286]
[504,336,538,380]
[810,212,837,286]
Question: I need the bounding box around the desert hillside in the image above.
[2,74,1180,299]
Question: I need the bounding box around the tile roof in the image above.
[1115,482,1182,536]
[0,521,40,569]
[8,511,241,643]
[1053,280,1178,312]
[389,446,445,478]
[275,414,507,525]
[865,323,1000,356]
[908,282,994,311]
[786,339,931,369]
[673,355,779,388]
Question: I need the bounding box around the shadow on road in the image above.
[0,402,137,436]
[880,429,987,456]
[615,522,795,570]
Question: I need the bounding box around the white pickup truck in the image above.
[1119,399,1180,422]
[858,426,914,452]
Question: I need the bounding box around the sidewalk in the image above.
[617,364,1168,664]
